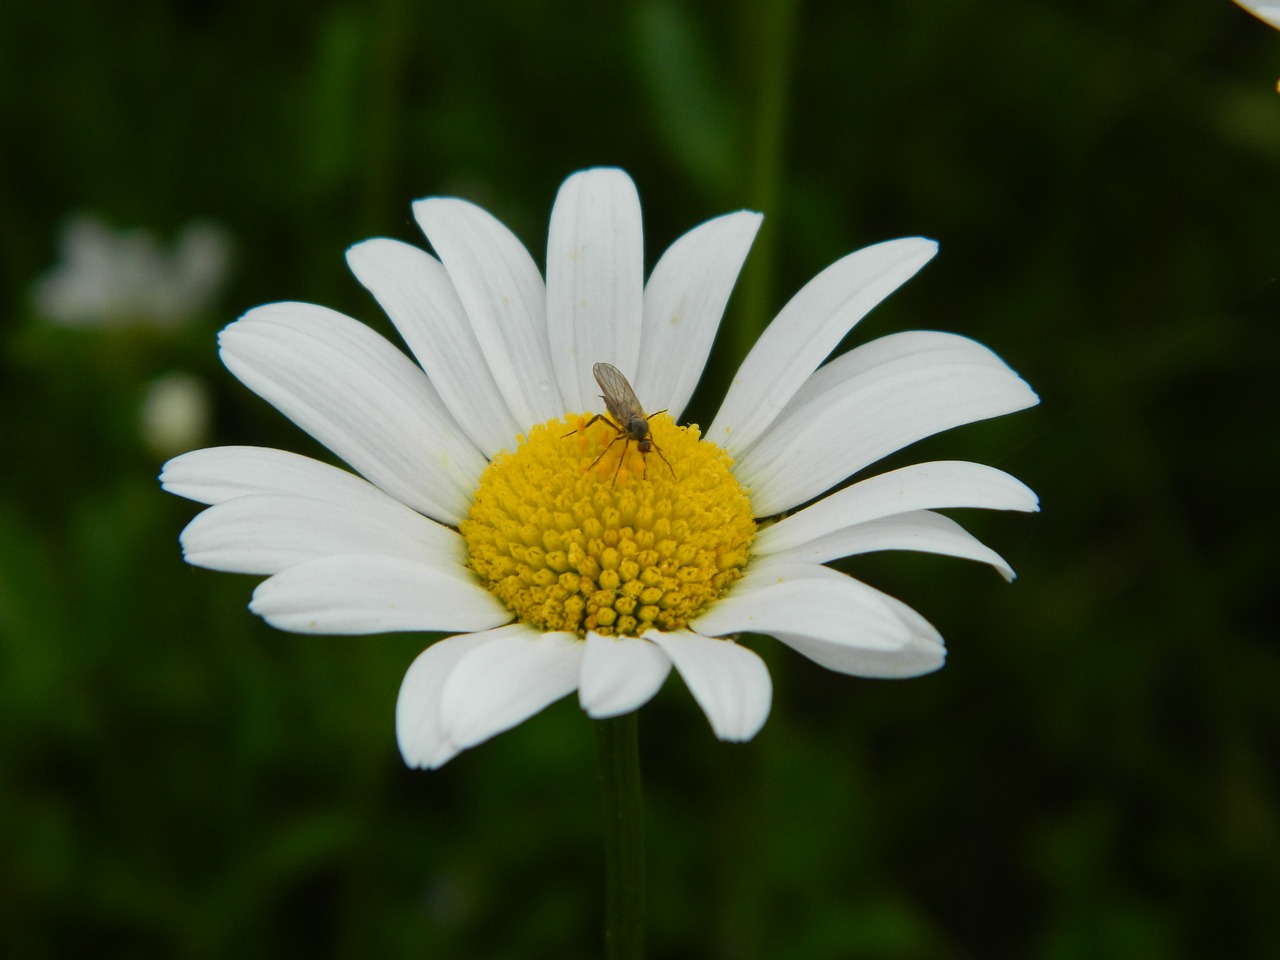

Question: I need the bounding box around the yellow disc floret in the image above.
[461,413,756,638]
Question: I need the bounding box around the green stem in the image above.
[595,712,645,960]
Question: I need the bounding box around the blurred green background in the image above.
[3,0,1278,957]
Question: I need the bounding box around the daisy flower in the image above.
[161,168,1038,769]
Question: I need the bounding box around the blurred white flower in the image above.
[34,214,233,329]
[140,372,213,458]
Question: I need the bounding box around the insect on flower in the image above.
[567,362,675,484]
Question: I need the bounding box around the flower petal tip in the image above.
[895,640,947,679]
[343,237,381,266]
[580,700,629,721]
[577,633,672,720]
[563,165,634,185]
[898,236,939,262]
[714,713,769,744]
[410,196,462,227]
[398,740,461,771]
[157,460,178,490]
[411,196,479,221]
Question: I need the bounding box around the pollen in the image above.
[460,413,756,638]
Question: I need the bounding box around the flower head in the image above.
[162,168,1038,768]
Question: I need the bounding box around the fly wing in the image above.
[593,362,644,423]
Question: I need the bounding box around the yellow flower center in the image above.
[461,413,756,638]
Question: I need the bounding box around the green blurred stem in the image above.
[734,0,799,364]
[595,713,645,960]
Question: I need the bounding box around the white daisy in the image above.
[161,168,1039,769]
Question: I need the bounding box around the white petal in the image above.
[633,211,762,422]
[784,330,1017,407]
[180,493,465,575]
[396,626,522,769]
[734,554,852,590]
[249,554,511,635]
[736,331,1040,514]
[708,237,937,456]
[578,632,672,719]
[218,303,486,525]
[765,509,1016,582]
[775,580,947,679]
[546,169,644,412]
[692,574,911,652]
[161,446,384,505]
[346,238,523,457]
[700,566,945,679]
[413,197,563,428]
[755,460,1040,555]
[645,629,771,742]
[773,622,945,679]
[439,629,583,751]
[1236,1,1280,31]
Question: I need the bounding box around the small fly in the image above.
[565,362,675,485]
